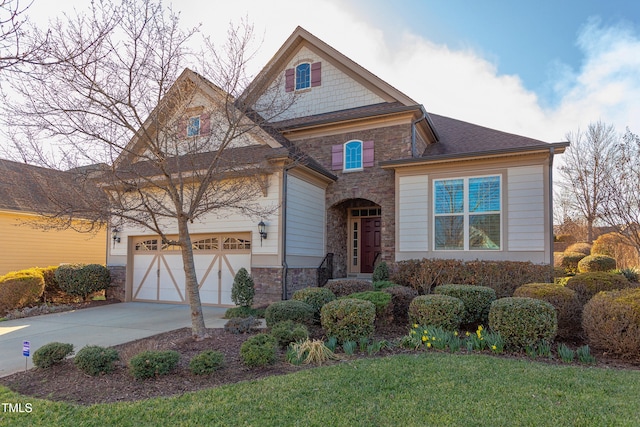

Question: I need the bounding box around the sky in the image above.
[23,0,640,142]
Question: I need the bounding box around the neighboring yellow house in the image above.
[0,159,106,275]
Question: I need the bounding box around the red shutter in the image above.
[363,140,374,167]
[285,68,294,92]
[200,113,211,135]
[311,62,322,87]
[178,118,187,139]
[331,144,343,170]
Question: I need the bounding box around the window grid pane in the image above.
[187,116,200,137]
[344,141,362,170]
[435,216,464,250]
[295,63,310,90]
[435,179,464,214]
[469,176,500,212]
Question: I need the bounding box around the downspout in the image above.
[411,112,426,157]
[548,147,555,266]
[281,165,293,300]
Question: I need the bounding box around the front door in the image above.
[360,217,381,273]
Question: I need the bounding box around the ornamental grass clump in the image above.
[408,294,463,331]
[33,342,74,369]
[513,283,581,339]
[320,298,375,343]
[240,333,278,367]
[287,339,337,366]
[577,254,617,273]
[488,297,557,351]
[565,272,631,306]
[264,300,315,327]
[582,288,640,358]
[433,284,496,326]
[74,345,120,376]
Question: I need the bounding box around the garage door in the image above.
[131,233,251,306]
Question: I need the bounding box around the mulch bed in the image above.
[1,310,639,406]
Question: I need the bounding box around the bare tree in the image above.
[558,121,619,242]
[602,128,640,254]
[6,0,294,340]
[0,0,30,70]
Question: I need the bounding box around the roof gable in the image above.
[243,27,418,122]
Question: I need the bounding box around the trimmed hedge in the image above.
[189,350,224,375]
[408,294,464,331]
[577,254,617,273]
[325,279,373,297]
[264,300,315,327]
[582,288,640,358]
[320,298,376,343]
[390,258,552,297]
[74,345,120,376]
[382,285,418,324]
[561,252,588,275]
[33,342,74,369]
[240,334,278,367]
[344,291,392,319]
[38,266,61,300]
[565,272,631,306]
[292,287,336,320]
[513,283,580,339]
[433,284,496,326]
[55,264,110,300]
[129,350,180,379]
[488,297,557,350]
[0,269,45,312]
[565,242,592,255]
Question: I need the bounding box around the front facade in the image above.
[106,27,567,306]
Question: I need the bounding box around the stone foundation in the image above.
[285,267,318,299]
[251,267,283,306]
[106,266,126,302]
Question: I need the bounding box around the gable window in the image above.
[187,116,200,137]
[434,175,501,251]
[344,140,363,171]
[295,63,311,90]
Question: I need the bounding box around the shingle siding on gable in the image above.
[262,46,386,121]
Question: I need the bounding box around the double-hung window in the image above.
[434,175,501,250]
[187,116,200,137]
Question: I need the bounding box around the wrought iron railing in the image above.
[317,253,334,287]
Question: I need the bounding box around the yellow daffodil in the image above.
[491,345,497,351]
[422,336,427,342]
[427,342,432,348]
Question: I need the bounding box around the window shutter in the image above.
[311,62,322,87]
[178,118,187,139]
[200,113,211,135]
[331,144,343,170]
[363,140,374,167]
[285,68,294,92]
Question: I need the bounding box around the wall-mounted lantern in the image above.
[258,221,267,246]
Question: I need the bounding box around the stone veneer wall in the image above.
[294,123,413,277]
[252,267,284,306]
[106,266,126,302]
[285,267,318,299]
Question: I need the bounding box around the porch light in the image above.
[112,227,121,246]
[258,221,267,245]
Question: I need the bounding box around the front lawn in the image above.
[2,352,639,426]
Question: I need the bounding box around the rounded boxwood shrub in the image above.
[292,287,336,319]
[74,345,120,376]
[408,294,464,331]
[55,264,111,300]
[129,350,180,379]
[577,254,617,273]
[488,297,557,350]
[33,342,74,369]
[433,284,496,325]
[320,298,376,343]
[582,288,640,358]
[189,350,224,375]
[513,283,580,339]
[561,251,587,275]
[344,291,392,319]
[240,333,278,367]
[264,300,315,327]
[373,280,397,291]
[270,320,309,348]
[565,272,631,306]
[565,242,592,255]
[231,267,255,308]
[382,285,418,324]
[325,279,373,297]
[0,269,45,312]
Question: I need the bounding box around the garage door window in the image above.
[223,237,251,250]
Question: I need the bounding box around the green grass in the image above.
[2,353,640,426]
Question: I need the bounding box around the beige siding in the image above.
[398,175,429,251]
[257,46,386,121]
[286,175,325,263]
[0,211,106,275]
[508,165,545,251]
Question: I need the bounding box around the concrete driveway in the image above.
[0,302,230,378]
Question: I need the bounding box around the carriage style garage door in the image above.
[131,233,251,306]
